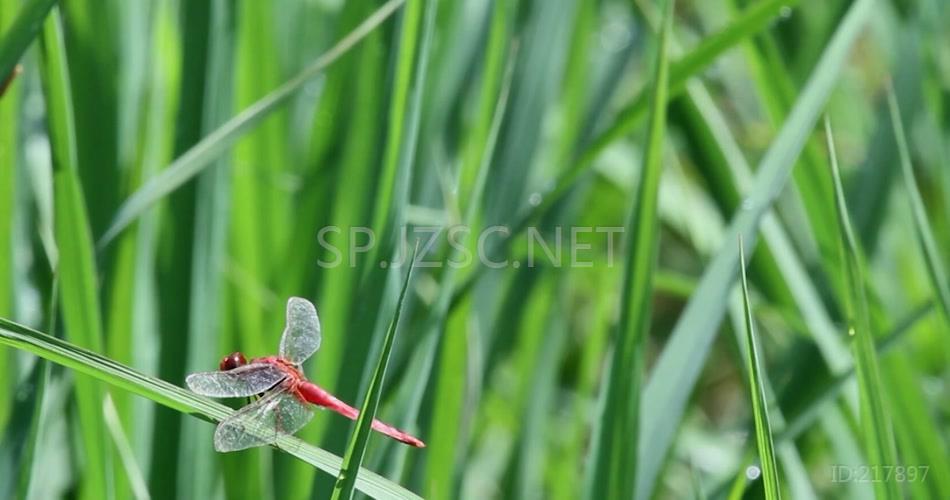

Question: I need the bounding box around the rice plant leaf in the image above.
[851,41,920,249]
[0,355,48,500]
[708,301,934,499]
[738,237,781,500]
[825,118,900,500]
[679,67,848,372]
[887,85,950,325]
[0,0,58,85]
[635,1,872,498]
[308,0,390,460]
[331,253,417,500]
[449,0,799,309]
[322,0,434,482]
[0,317,422,500]
[38,8,111,499]
[0,0,22,434]
[176,1,236,497]
[103,395,150,500]
[365,0,425,252]
[578,0,801,172]
[779,301,932,443]
[386,36,517,486]
[98,0,406,248]
[7,280,56,500]
[586,1,672,498]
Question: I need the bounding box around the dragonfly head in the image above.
[219,352,248,371]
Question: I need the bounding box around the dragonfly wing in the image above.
[279,297,322,364]
[186,363,286,398]
[213,387,314,452]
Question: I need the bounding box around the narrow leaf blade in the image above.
[587,1,673,498]
[738,237,781,500]
[331,253,418,500]
[825,118,900,500]
[887,85,950,326]
[636,2,873,498]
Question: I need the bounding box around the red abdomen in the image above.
[297,381,425,448]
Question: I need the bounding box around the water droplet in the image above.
[848,327,855,336]
[746,465,761,480]
[528,192,542,207]
[779,6,792,18]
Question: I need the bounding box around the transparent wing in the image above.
[279,297,322,364]
[213,387,314,452]
[186,363,286,398]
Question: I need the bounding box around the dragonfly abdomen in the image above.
[296,381,359,419]
[296,381,425,447]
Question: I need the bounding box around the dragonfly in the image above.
[186,297,425,452]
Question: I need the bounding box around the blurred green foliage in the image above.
[1,0,949,498]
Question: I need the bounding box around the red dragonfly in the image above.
[186,297,425,451]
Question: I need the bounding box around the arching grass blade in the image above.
[98,0,406,248]
[0,317,422,500]
[449,0,803,309]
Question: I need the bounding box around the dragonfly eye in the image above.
[219,352,247,371]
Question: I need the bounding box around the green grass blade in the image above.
[424,9,518,498]
[635,1,873,498]
[59,0,121,238]
[448,0,799,310]
[738,237,781,500]
[38,8,111,499]
[510,275,570,497]
[579,0,801,171]
[321,3,434,486]
[887,85,950,325]
[177,1,235,497]
[0,355,48,499]
[365,0,424,250]
[309,0,388,458]
[881,353,950,499]
[851,40,920,249]
[728,0,843,302]
[0,0,21,432]
[679,79,849,373]
[331,254,417,500]
[0,317,422,500]
[387,37,516,487]
[825,118,900,500]
[778,302,932,443]
[97,0,405,248]
[456,1,513,211]
[709,301,934,499]
[103,395,150,500]
[0,0,58,84]
[10,285,57,499]
[586,1,672,498]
